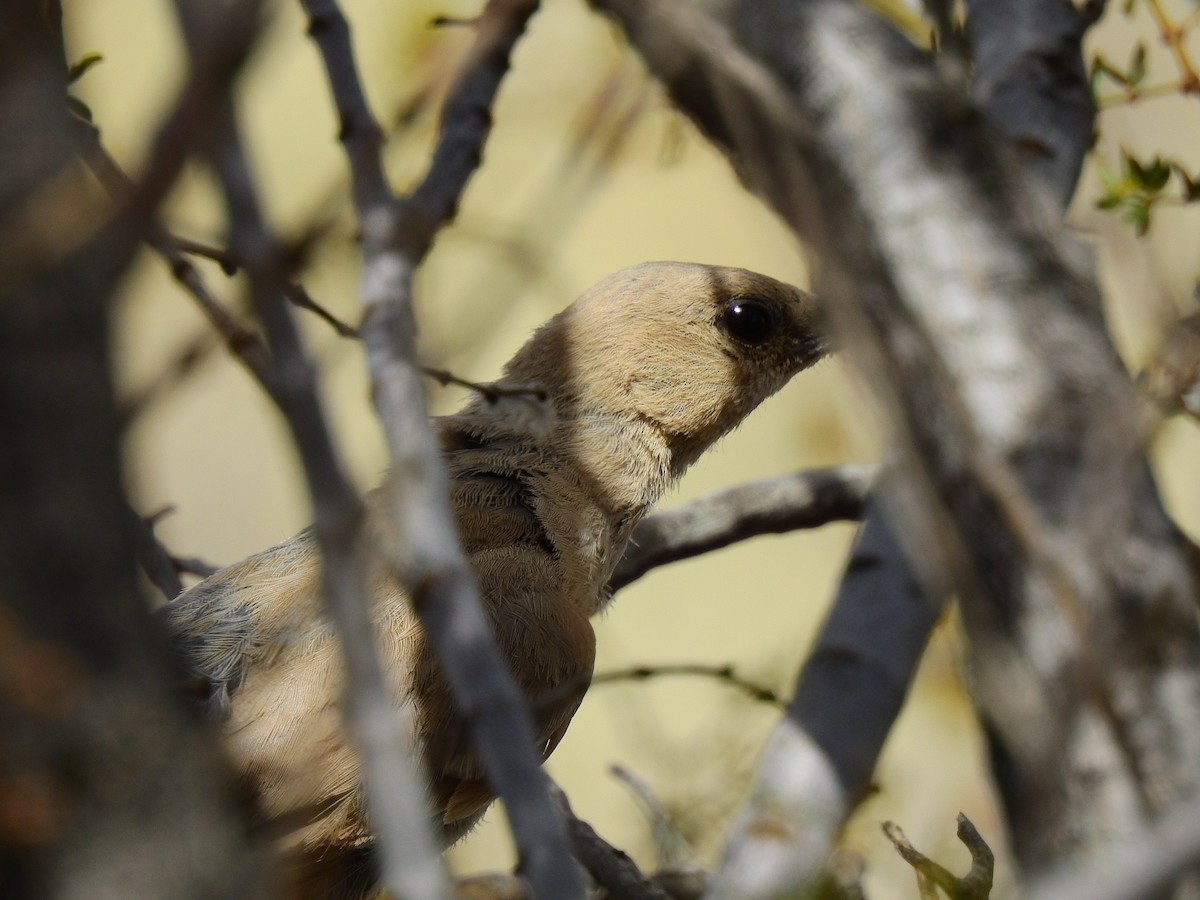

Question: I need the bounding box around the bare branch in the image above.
[703,4,1106,888]
[174,236,240,274]
[790,499,940,795]
[610,764,702,877]
[299,1,585,896]
[419,366,547,403]
[551,783,674,900]
[128,504,185,601]
[119,328,221,426]
[610,466,872,591]
[882,814,994,900]
[592,664,785,709]
[167,2,452,895]
[283,281,360,337]
[399,0,539,259]
[77,125,277,386]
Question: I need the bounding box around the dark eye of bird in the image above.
[720,297,777,345]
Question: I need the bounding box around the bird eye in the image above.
[720,298,777,345]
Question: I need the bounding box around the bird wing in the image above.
[160,530,328,717]
[439,658,592,826]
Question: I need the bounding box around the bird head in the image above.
[503,261,826,475]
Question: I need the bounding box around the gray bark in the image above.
[594,0,1200,887]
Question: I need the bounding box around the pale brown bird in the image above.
[162,261,825,897]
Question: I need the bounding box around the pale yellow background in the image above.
[66,0,1200,896]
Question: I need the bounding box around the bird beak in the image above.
[789,326,830,370]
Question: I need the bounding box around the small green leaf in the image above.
[1124,198,1152,235]
[1097,195,1123,209]
[1173,163,1200,202]
[1124,150,1153,189]
[1143,157,1171,192]
[1099,165,1124,193]
[1092,54,1130,87]
[1128,44,1147,86]
[67,52,104,85]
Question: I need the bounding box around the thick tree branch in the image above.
[788,499,940,800]
[298,2,585,896]
[1026,791,1200,900]
[725,3,1109,885]
[964,0,1103,208]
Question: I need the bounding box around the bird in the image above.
[161,261,826,898]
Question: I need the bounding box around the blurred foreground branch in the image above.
[0,1,275,896]
[595,0,1200,895]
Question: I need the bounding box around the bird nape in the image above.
[161,261,825,899]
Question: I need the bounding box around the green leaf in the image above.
[1128,44,1147,86]
[1124,150,1160,191]
[67,53,104,85]
[1173,163,1200,202]
[1099,165,1124,193]
[1092,54,1130,87]
[1143,157,1171,192]
[1124,198,1152,235]
[1097,195,1123,210]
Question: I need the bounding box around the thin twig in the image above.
[283,282,360,337]
[82,132,361,351]
[76,128,277,386]
[592,664,786,709]
[1145,0,1200,95]
[419,366,547,403]
[118,328,221,426]
[174,236,240,273]
[882,814,994,900]
[609,764,700,875]
[138,505,222,581]
[171,555,220,580]
[127,504,184,601]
